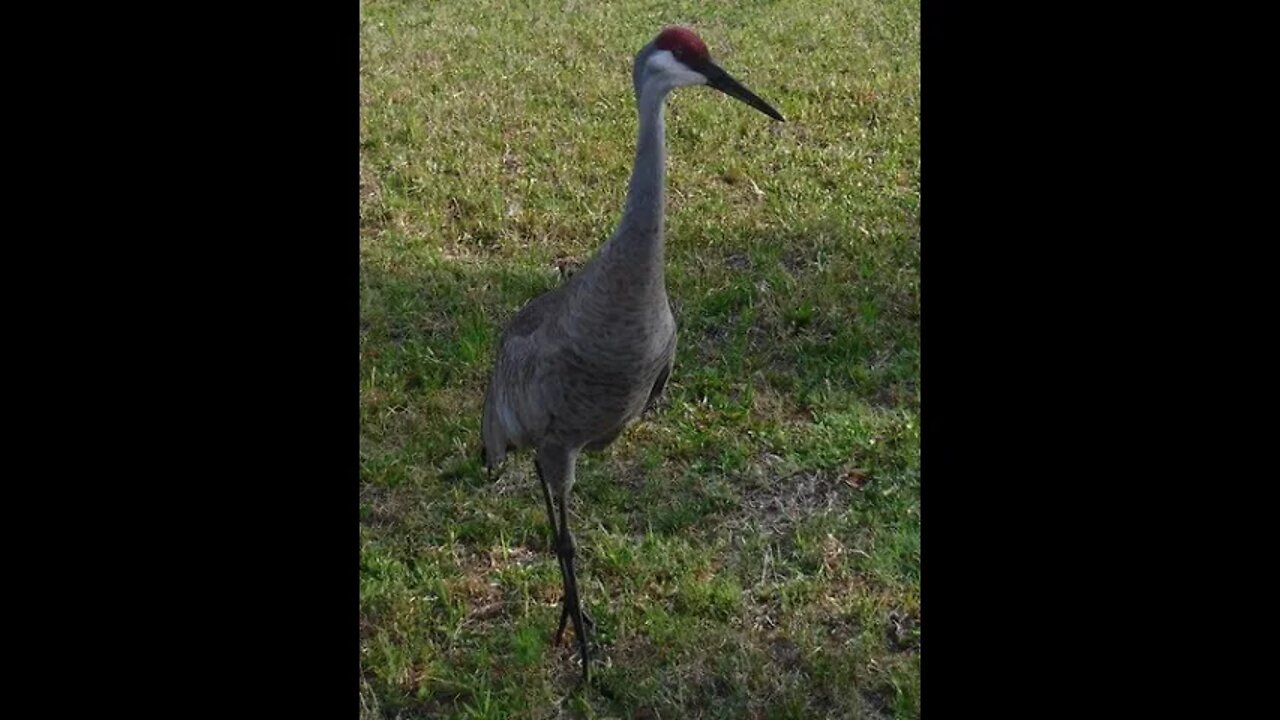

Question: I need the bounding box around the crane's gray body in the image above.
[481,41,678,491]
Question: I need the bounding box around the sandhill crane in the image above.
[481,26,784,683]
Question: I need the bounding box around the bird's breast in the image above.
[549,329,672,429]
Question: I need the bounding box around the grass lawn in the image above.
[360,1,919,717]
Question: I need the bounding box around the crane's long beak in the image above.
[699,60,785,122]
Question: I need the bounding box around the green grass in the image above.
[360,0,919,717]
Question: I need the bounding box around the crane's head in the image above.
[635,27,785,122]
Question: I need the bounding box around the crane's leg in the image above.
[535,449,592,684]
[554,484,590,683]
[536,463,595,632]
[534,458,571,620]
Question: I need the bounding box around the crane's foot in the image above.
[553,601,593,686]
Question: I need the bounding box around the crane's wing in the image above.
[481,288,568,470]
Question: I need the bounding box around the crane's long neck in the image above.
[618,82,668,246]
[592,80,670,291]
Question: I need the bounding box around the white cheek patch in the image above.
[647,49,708,87]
